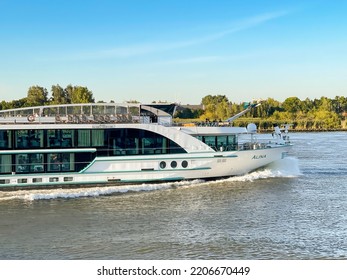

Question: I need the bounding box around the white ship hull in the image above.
[0,102,293,190]
[1,145,291,190]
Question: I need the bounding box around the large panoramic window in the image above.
[48,153,75,172]
[47,129,74,148]
[16,153,44,173]
[15,130,43,149]
[106,128,185,156]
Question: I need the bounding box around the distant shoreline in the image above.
[258,128,347,133]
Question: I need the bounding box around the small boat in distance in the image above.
[0,101,292,190]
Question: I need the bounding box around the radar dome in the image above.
[247,123,257,133]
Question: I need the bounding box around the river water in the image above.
[0,132,346,260]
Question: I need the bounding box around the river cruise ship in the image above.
[0,102,292,190]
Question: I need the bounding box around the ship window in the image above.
[47,129,60,147]
[29,130,43,148]
[0,155,11,174]
[62,130,74,147]
[92,130,104,146]
[47,129,74,148]
[182,160,188,168]
[64,177,73,182]
[16,154,29,173]
[217,136,227,152]
[0,130,11,149]
[30,153,44,173]
[204,136,217,151]
[78,129,91,147]
[227,135,237,151]
[105,128,186,156]
[142,137,155,154]
[0,179,10,184]
[168,140,186,154]
[48,153,74,172]
[160,161,166,169]
[15,130,43,148]
[33,178,42,183]
[18,178,27,184]
[48,153,61,172]
[62,153,74,171]
[49,177,59,182]
[171,161,177,168]
[16,153,44,173]
[15,130,29,148]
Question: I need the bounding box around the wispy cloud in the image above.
[70,10,290,60]
[157,52,264,65]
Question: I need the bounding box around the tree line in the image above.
[175,95,347,130]
[0,84,95,110]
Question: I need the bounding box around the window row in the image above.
[0,153,86,174]
[0,129,186,155]
[195,135,238,151]
[0,129,104,149]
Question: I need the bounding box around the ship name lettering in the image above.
[252,155,266,159]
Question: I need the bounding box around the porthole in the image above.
[160,161,166,169]
[182,160,188,168]
[171,161,177,168]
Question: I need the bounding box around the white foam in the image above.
[0,180,204,201]
[226,156,302,182]
[0,157,301,201]
[196,156,302,185]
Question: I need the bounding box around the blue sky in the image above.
[0,0,346,104]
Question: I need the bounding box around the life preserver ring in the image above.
[98,115,104,122]
[55,115,61,122]
[68,115,73,122]
[104,115,110,122]
[27,115,35,122]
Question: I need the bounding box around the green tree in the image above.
[318,97,332,111]
[26,86,48,106]
[262,98,282,117]
[282,97,302,114]
[51,84,67,104]
[201,95,228,106]
[301,98,314,113]
[69,86,94,104]
[314,110,340,129]
[200,95,230,120]
[215,99,231,120]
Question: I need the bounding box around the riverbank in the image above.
[174,118,347,132]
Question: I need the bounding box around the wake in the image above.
[0,157,301,201]
[225,156,302,182]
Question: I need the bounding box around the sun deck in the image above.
[0,103,175,125]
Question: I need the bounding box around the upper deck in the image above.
[0,103,176,126]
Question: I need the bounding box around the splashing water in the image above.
[226,156,302,182]
[0,157,301,201]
